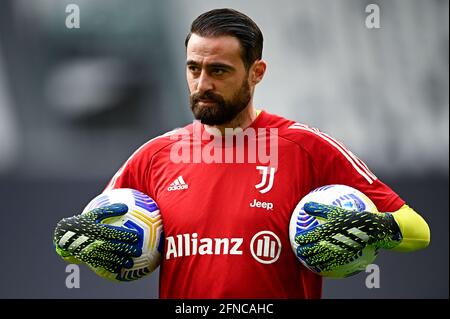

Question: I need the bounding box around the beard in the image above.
[189,79,251,126]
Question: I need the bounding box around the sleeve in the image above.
[102,128,184,201]
[103,142,154,199]
[288,124,430,252]
[300,128,405,213]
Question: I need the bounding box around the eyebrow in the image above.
[186,60,235,71]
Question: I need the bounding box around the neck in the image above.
[205,103,257,136]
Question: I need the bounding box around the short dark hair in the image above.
[185,8,263,70]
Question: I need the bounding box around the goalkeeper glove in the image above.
[295,202,402,271]
[53,203,142,278]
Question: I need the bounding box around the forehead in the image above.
[186,34,244,67]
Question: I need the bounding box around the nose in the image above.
[196,71,214,93]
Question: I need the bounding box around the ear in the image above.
[249,60,266,85]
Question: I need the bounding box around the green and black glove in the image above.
[53,204,142,275]
[295,202,402,271]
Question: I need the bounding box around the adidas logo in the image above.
[167,176,189,191]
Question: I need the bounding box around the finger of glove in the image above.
[303,202,349,219]
[55,204,128,235]
[102,255,134,272]
[296,242,322,258]
[97,224,141,244]
[53,224,98,258]
[54,215,100,247]
[298,241,344,267]
[100,240,142,258]
[314,250,360,271]
[55,214,140,245]
[295,220,354,247]
[77,247,133,273]
[304,242,355,267]
[297,213,369,249]
[322,211,389,246]
[305,253,335,267]
[89,203,129,222]
[53,216,81,243]
[86,256,132,274]
[295,225,324,246]
[297,226,362,262]
[314,221,367,252]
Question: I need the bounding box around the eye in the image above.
[211,68,226,76]
[188,65,200,73]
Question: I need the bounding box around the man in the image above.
[54,8,430,298]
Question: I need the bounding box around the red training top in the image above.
[105,110,404,299]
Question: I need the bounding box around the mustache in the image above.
[191,91,224,104]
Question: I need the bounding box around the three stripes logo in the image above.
[58,231,89,252]
[250,231,281,264]
[295,208,370,251]
[167,176,189,192]
[331,227,369,249]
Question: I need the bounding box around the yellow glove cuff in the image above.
[390,204,430,252]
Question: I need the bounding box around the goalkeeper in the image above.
[53,8,430,298]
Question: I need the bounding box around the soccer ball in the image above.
[289,184,378,278]
[82,188,163,281]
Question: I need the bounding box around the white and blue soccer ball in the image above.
[82,188,163,281]
[289,184,378,278]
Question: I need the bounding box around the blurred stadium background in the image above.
[0,0,447,298]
